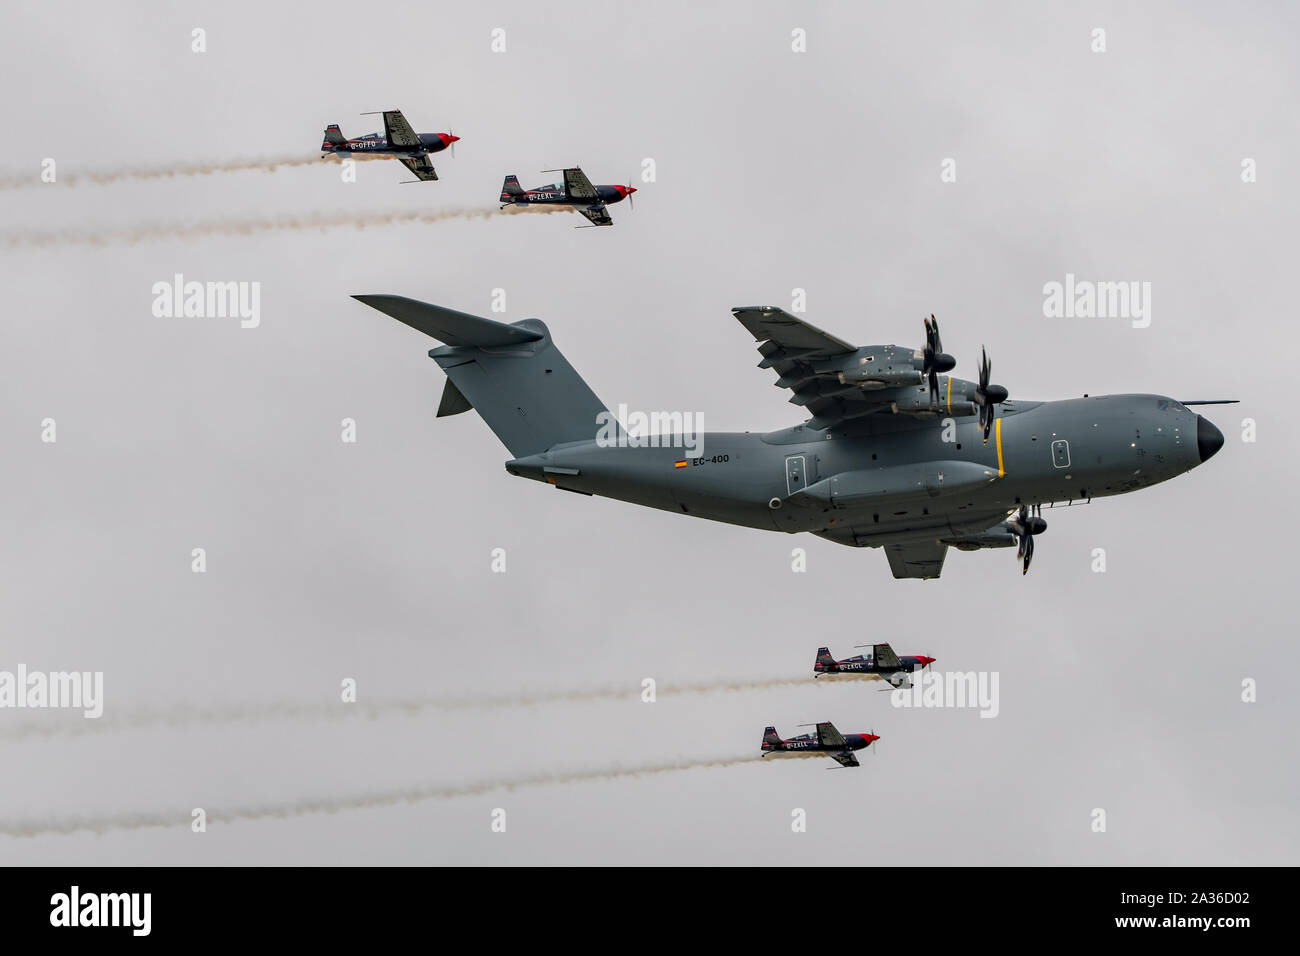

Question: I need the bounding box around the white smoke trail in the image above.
[0,154,392,190]
[0,204,567,249]
[0,677,819,741]
[0,754,757,838]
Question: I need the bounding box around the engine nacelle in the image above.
[835,345,925,390]
[838,366,922,389]
[941,527,1018,551]
[886,390,977,417]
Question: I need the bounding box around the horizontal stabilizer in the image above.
[353,295,543,347]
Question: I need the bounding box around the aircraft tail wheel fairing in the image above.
[769,497,782,510]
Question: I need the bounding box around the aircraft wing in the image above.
[733,306,854,354]
[816,721,848,749]
[382,109,423,148]
[884,541,948,580]
[564,167,600,201]
[732,307,890,428]
[399,155,439,182]
[577,204,613,226]
[830,751,860,768]
[873,643,903,670]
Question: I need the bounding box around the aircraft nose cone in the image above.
[918,656,936,668]
[1196,415,1224,462]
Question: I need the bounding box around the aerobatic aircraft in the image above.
[499,167,636,226]
[814,644,935,687]
[320,109,458,182]
[761,723,879,768]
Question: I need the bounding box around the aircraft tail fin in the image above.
[353,294,609,458]
[322,124,347,149]
[814,646,835,673]
[761,726,782,751]
[500,174,525,201]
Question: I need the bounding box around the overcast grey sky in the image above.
[1,0,1295,864]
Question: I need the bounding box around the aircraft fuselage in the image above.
[507,184,630,206]
[765,733,876,756]
[505,394,1223,548]
[323,132,454,158]
[818,658,929,678]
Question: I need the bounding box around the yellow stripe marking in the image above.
[946,378,951,413]
[995,417,1004,477]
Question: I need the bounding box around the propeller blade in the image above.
[971,346,1008,442]
[1011,503,1046,574]
[921,315,955,407]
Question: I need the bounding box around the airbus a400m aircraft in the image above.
[353,296,1232,579]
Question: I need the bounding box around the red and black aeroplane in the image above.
[499,167,636,226]
[814,644,936,688]
[320,109,458,182]
[761,722,879,768]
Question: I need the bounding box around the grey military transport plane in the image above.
[352,296,1232,579]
